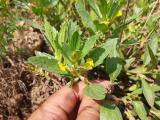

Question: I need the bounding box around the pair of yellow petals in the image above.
[101,10,123,25]
[58,58,94,72]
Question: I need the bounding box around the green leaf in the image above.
[54,40,72,65]
[55,22,68,61]
[126,84,160,99]
[100,103,123,120]
[67,20,78,42]
[81,35,98,58]
[71,50,82,64]
[86,0,102,18]
[155,97,160,107]
[69,31,81,51]
[35,51,55,59]
[128,66,147,74]
[58,22,68,45]
[44,18,58,52]
[113,12,142,34]
[108,1,119,19]
[146,16,159,30]
[75,0,96,32]
[27,56,62,74]
[136,0,149,11]
[105,57,123,81]
[99,0,108,17]
[83,83,107,100]
[88,47,107,67]
[121,39,139,48]
[104,38,123,81]
[89,38,119,67]
[142,79,155,107]
[148,46,158,69]
[142,35,158,67]
[133,101,148,120]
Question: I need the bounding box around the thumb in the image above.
[76,95,102,120]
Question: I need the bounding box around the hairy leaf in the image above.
[142,79,155,107]
[89,38,119,67]
[86,0,102,18]
[27,56,62,74]
[44,18,57,51]
[81,35,97,58]
[35,51,55,59]
[75,0,96,32]
[83,83,107,100]
[68,20,78,42]
[155,97,160,107]
[54,40,72,65]
[58,22,68,45]
[133,101,148,120]
[148,46,158,69]
[104,38,123,81]
[142,35,158,67]
[100,103,123,120]
[69,31,80,51]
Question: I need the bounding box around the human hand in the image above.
[28,80,111,120]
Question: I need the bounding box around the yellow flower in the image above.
[116,10,123,17]
[58,63,67,72]
[100,20,110,25]
[85,58,94,69]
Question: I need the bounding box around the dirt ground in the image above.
[0,24,66,120]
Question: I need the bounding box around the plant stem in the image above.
[119,0,130,42]
[142,0,159,29]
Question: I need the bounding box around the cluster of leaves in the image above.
[28,18,108,100]
[1,0,160,119]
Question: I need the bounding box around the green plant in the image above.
[27,0,160,119]
[75,0,125,32]
[28,19,109,100]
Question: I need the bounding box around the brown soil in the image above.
[9,21,43,56]
[0,55,66,120]
[0,22,66,120]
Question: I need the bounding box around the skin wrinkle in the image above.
[47,106,67,120]
[77,106,100,116]
[77,110,99,120]
[45,105,68,120]
[76,106,100,120]
[37,103,68,120]
[76,95,100,120]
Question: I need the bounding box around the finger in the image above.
[76,96,102,120]
[28,85,78,120]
